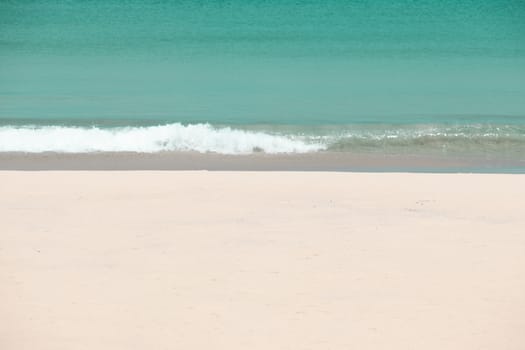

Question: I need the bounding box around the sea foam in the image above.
[0,123,324,154]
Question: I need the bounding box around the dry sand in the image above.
[1,171,524,349]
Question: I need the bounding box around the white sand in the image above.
[1,172,524,349]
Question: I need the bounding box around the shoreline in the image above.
[1,151,523,173]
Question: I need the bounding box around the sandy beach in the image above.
[1,171,524,349]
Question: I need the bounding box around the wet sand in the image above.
[0,151,523,172]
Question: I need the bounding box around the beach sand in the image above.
[1,171,524,349]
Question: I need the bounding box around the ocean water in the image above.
[1,0,525,159]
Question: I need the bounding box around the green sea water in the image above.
[1,0,525,157]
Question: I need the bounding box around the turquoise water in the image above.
[1,0,525,157]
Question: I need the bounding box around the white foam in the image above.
[0,123,324,154]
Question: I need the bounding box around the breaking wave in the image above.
[0,123,323,154]
[1,122,524,155]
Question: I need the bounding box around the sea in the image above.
[1,1,524,165]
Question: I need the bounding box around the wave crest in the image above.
[0,123,324,154]
[1,122,524,155]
